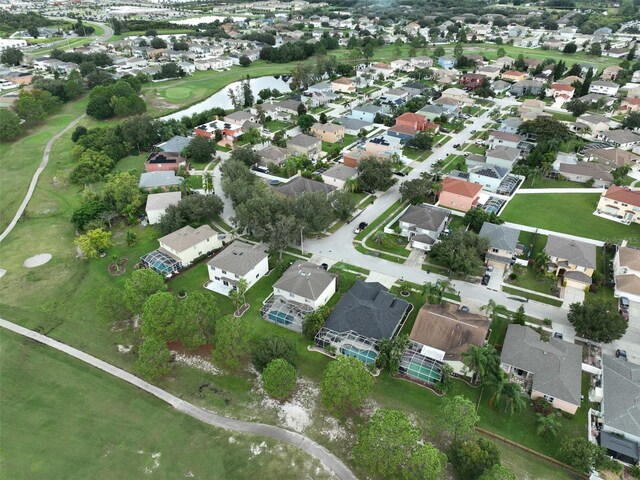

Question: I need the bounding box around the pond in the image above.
[162,75,292,121]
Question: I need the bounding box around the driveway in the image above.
[486,266,505,292]
[562,285,586,309]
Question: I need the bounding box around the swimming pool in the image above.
[268,310,294,326]
[341,343,377,365]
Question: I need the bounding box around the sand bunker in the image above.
[23,254,52,268]
[0,269,6,278]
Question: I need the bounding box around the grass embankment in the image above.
[0,330,332,480]
[502,193,640,246]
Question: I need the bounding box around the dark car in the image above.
[616,349,628,360]
[453,143,461,148]
[393,171,407,177]
[619,297,630,311]
[358,221,368,230]
[553,332,563,340]
[320,263,329,270]
[481,274,490,286]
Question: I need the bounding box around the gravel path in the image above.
[0,318,357,480]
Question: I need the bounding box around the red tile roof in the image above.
[603,186,640,207]
[441,177,482,198]
[552,83,575,91]
[396,112,426,123]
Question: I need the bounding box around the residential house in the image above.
[194,119,243,143]
[439,177,482,212]
[206,241,269,296]
[500,324,582,415]
[406,22,421,36]
[432,68,459,85]
[597,130,640,150]
[157,135,191,153]
[314,280,411,365]
[145,152,187,173]
[433,96,463,113]
[397,204,450,251]
[488,131,522,150]
[271,261,337,312]
[613,245,640,304]
[437,56,456,69]
[485,146,519,171]
[479,222,521,267]
[145,191,182,225]
[224,111,256,126]
[575,113,612,138]
[390,59,411,72]
[409,56,433,69]
[276,99,302,117]
[501,70,527,83]
[387,124,418,141]
[321,164,358,189]
[275,177,336,197]
[383,88,409,105]
[499,117,523,134]
[492,80,511,94]
[602,65,624,81]
[258,145,290,168]
[586,148,639,168]
[395,112,429,132]
[331,77,356,94]
[372,62,393,79]
[545,234,596,287]
[548,83,575,100]
[477,65,502,80]
[139,171,184,191]
[336,117,373,136]
[621,98,640,113]
[559,162,613,187]
[628,87,640,99]
[509,79,545,97]
[418,104,452,121]
[460,73,486,90]
[311,123,345,143]
[407,303,490,377]
[350,104,384,123]
[519,99,551,121]
[468,164,509,192]
[287,133,322,161]
[590,80,620,96]
[596,186,640,224]
[494,56,516,69]
[598,355,640,465]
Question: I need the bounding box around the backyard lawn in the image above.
[0,330,331,480]
[501,193,640,246]
[264,120,291,133]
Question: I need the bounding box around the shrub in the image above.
[251,336,298,372]
[262,358,297,399]
[532,397,554,416]
[508,273,517,281]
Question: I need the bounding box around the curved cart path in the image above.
[0,318,357,480]
[0,115,86,244]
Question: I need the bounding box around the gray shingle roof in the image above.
[602,355,640,438]
[501,325,582,406]
[322,164,357,181]
[399,204,449,232]
[288,133,321,149]
[479,222,520,252]
[273,261,336,301]
[275,177,336,197]
[487,146,519,162]
[336,116,373,131]
[157,135,191,153]
[145,191,182,211]
[159,225,218,253]
[353,104,382,114]
[545,235,596,269]
[325,280,410,340]
[207,241,268,276]
[139,171,184,188]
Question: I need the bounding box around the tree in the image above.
[265,214,300,260]
[559,436,607,473]
[320,356,374,417]
[229,278,248,310]
[589,42,602,56]
[239,55,251,67]
[536,413,562,438]
[102,171,145,222]
[434,46,445,57]
[74,228,113,259]
[399,177,435,204]
[319,111,328,124]
[120,115,160,153]
[421,279,456,305]
[358,157,395,191]
[292,191,333,233]
[212,315,251,369]
[150,37,167,49]
[353,409,447,480]
[112,94,146,118]
[302,307,329,341]
[1,47,23,66]
[440,395,480,442]
[153,62,185,80]
[262,359,297,399]
[462,344,500,383]
[496,47,506,58]
[136,337,172,379]
[478,465,517,480]
[430,229,489,276]
[123,269,167,314]
[376,334,409,374]
[518,117,571,145]
[565,99,588,117]
[511,305,526,325]
[0,109,21,140]
[454,43,464,58]
[330,190,357,221]
[568,297,628,343]
[175,292,219,349]
[14,90,46,125]
[70,149,115,184]
[141,292,178,342]
[449,437,501,480]
[297,113,316,133]
[463,207,504,233]
[622,112,640,130]
[480,299,508,323]
[563,42,577,54]
[96,287,131,324]
[158,194,223,235]
[252,336,298,372]
[406,131,434,150]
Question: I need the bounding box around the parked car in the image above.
[320,263,329,270]
[616,349,628,360]
[393,171,407,177]
[553,332,563,339]
[619,297,630,311]
[453,143,461,148]
[471,129,477,134]
[481,274,490,286]
[358,221,368,230]
[485,265,494,274]
[459,306,470,312]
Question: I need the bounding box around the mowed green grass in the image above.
[0,98,87,232]
[0,330,331,480]
[164,86,193,101]
[501,193,640,245]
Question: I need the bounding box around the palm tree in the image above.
[487,371,509,408]
[230,278,248,311]
[462,345,490,383]
[536,413,562,438]
[480,299,508,322]
[421,279,456,305]
[373,230,386,245]
[501,382,527,415]
[533,252,550,272]
[344,177,359,193]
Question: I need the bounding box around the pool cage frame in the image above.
[260,295,313,333]
[140,249,182,276]
[314,328,380,365]
[399,341,445,385]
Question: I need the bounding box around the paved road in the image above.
[0,114,86,244]
[0,318,357,480]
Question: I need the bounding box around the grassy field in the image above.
[0,330,331,480]
[502,193,640,246]
[0,98,88,233]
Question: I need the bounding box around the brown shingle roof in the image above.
[619,247,640,271]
